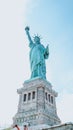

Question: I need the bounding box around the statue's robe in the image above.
[29,42,49,79]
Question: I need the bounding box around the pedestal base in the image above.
[13,78,61,126]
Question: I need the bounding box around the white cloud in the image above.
[0,0,34,126]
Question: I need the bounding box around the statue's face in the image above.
[34,36,40,43]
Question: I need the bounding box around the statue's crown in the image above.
[33,34,41,40]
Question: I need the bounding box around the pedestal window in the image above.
[28,93,31,100]
[32,91,35,99]
[48,94,50,102]
[23,94,27,102]
[45,92,47,100]
[51,96,53,104]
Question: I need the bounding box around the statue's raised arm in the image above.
[25,26,33,47]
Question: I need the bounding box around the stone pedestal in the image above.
[13,78,61,126]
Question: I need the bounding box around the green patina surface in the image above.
[25,26,49,79]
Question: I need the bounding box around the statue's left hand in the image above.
[46,44,49,53]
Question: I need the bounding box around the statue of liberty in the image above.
[25,26,49,79]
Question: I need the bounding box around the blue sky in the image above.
[0,0,73,127]
[25,0,73,92]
